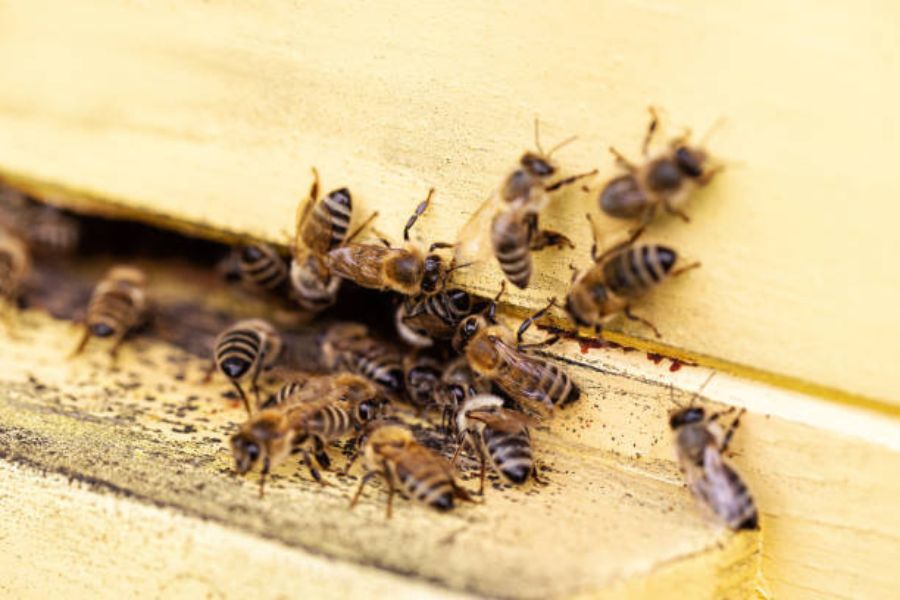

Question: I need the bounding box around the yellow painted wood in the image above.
[0,0,897,407]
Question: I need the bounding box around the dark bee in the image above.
[396,288,479,347]
[349,421,474,517]
[433,357,490,433]
[320,323,405,397]
[72,266,148,359]
[457,120,596,289]
[600,108,722,227]
[0,232,30,323]
[289,251,341,312]
[237,243,290,293]
[669,405,758,531]
[453,290,579,415]
[454,394,540,493]
[565,217,699,337]
[208,319,282,416]
[402,351,442,409]
[327,189,458,297]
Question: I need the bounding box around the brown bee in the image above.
[402,351,443,409]
[288,251,341,313]
[433,357,491,433]
[0,231,30,325]
[320,323,405,397]
[670,403,758,531]
[396,288,480,348]
[348,421,474,517]
[599,108,722,228]
[264,372,389,425]
[237,243,290,293]
[456,120,597,289]
[25,205,80,256]
[207,319,282,416]
[326,188,459,297]
[452,288,579,415]
[72,266,148,359]
[453,394,540,493]
[565,216,699,337]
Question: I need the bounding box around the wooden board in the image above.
[0,0,898,407]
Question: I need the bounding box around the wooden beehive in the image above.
[0,1,898,598]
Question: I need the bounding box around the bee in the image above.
[453,394,541,493]
[402,351,443,409]
[207,319,282,416]
[265,372,389,425]
[326,188,460,297]
[0,231,30,322]
[453,287,580,415]
[25,205,80,256]
[599,108,722,228]
[288,252,341,312]
[237,243,290,293]
[71,266,148,359]
[433,357,491,433]
[396,288,480,348]
[348,421,474,517]
[320,323,405,396]
[456,120,597,289]
[565,216,699,337]
[669,403,758,531]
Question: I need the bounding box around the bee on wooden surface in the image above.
[71,266,148,359]
[0,232,30,323]
[25,205,80,256]
[599,108,722,228]
[237,243,290,293]
[348,421,474,517]
[565,215,699,337]
[402,351,443,409]
[453,394,541,493]
[396,288,480,348]
[207,318,282,416]
[320,323,405,397]
[456,120,597,289]
[433,357,491,433]
[669,401,758,531]
[326,188,460,297]
[452,286,579,415]
[264,372,389,425]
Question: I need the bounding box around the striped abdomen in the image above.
[409,288,475,330]
[491,211,532,289]
[238,244,289,292]
[603,244,676,298]
[392,453,457,511]
[503,352,580,410]
[482,426,534,485]
[701,462,759,531]
[302,189,352,254]
[268,380,306,408]
[289,256,340,312]
[215,328,264,381]
[341,341,404,395]
[86,287,141,338]
[304,402,353,442]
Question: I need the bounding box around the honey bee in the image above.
[433,357,491,433]
[669,403,758,531]
[320,323,405,397]
[265,372,389,425]
[237,243,290,293]
[395,288,480,348]
[456,120,597,289]
[289,251,342,313]
[207,319,282,416]
[402,351,443,409]
[326,188,460,297]
[348,421,474,517]
[71,266,148,359]
[565,216,699,337]
[453,394,540,493]
[452,287,580,415]
[25,205,80,256]
[599,108,722,228]
[0,231,30,325]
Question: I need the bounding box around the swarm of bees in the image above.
[2,110,758,532]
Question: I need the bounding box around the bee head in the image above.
[230,432,262,474]
[354,396,388,424]
[420,254,446,294]
[675,146,706,178]
[668,406,705,430]
[519,152,556,177]
[452,315,484,352]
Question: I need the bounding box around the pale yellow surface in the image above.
[0,0,898,406]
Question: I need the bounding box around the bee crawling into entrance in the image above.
[206,318,282,416]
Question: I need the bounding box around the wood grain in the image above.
[0,0,897,406]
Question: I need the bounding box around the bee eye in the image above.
[675,147,703,178]
[448,289,471,311]
[520,153,555,177]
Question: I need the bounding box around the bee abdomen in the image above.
[239,244,289,291]
[215,329,262,380]
[273,380,305,406]
[536,361,580,408]
[399,466,455,511]
[492,214,532,289]
[290,258,341,312]
[347,345,404,394]
[484,428,533,484]
[603,244,677,297]
[719,464,759,531]
[599,174,648,219]
[87,290,139,337]
[311,403,353,440]
[321,189,352,249]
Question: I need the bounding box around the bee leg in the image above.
[529,229,574,251]
[303,451,329,486]
[349,471,377,509]
[69,326,91,358]
[428,241,455,252]
[623,306,661,338]
[671,261,702,278]
[718,408,747,454]
[662,198,691,223]
[259,456,270,499]
[383,461,396,519]
[609,147,637,173]
[403,188,435,241]
[531,464,549,486]
[516,297,558,347]
[545,168,599,193]
[642,106,660,157]
[517,336,560,351]
[201,359,216,384]
[230,380,253,417]
[591,218,646,264]
[314,438,331,470]
[698,164,725,186]
[478,453,486,496]
[108,332,128,365]
[450,432,468,466]
[485,281,507,324]
[344,211,380,245]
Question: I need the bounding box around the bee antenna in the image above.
[688,372,717,407]
[699,115,727,147]
[533,116,545,156]
[546,135,578,159]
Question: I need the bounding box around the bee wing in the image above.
[490,340,555,415]
[467,408,534,433]
[696,445,752,525]
[454,189,503,266]
[327,243,388,289]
